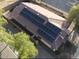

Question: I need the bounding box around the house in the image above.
[3,2,70,51]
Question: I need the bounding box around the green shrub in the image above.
[14,32,38,59]
[68,4,79,30]
[0,9,7,25]
[0,27,38,59]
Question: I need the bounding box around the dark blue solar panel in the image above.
[46,22,61,34]
[38,29,54,43]
[20,8,39,25]
[20,8,62,42]
[22,8,45,23]
[40,25,57,39]
[21,9,58,39]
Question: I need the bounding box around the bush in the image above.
[0,26,15,46]
[0,27,38,59]
[14,32,38,59]
[0,9,7,25]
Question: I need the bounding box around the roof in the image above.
[0,42,18,58]
[23,2,67,29]
[42,0,79,12]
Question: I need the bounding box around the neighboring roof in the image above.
[0,42,18,58]
[0,42,6,52]
[1,46,18,58]
[42,0,79,13]
[23,2,67,29]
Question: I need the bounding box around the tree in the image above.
[0,26,15,46]
[0,9,14,46]
[0,27,38,59]
[14,32,38,59]
[0,9,7,25]
[67,4,79,31]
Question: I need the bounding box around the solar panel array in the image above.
[43,0,79,12]
[20,8,61,43]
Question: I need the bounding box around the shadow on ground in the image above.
[55,41,77,59]
[55,30,79,59]
[2,22,21,34]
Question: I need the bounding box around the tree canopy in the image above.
[0,27,38,59]
[14,32,38,59]
[0,9,7,25]
[0,9,38,59]
[68,4,79,30]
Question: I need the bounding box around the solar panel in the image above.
[20,8,62,43]
[40,24,57,39]
[21,8,45,23]
[43,0,79,12]
[38,29,54,43]
[46,22,61,34]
